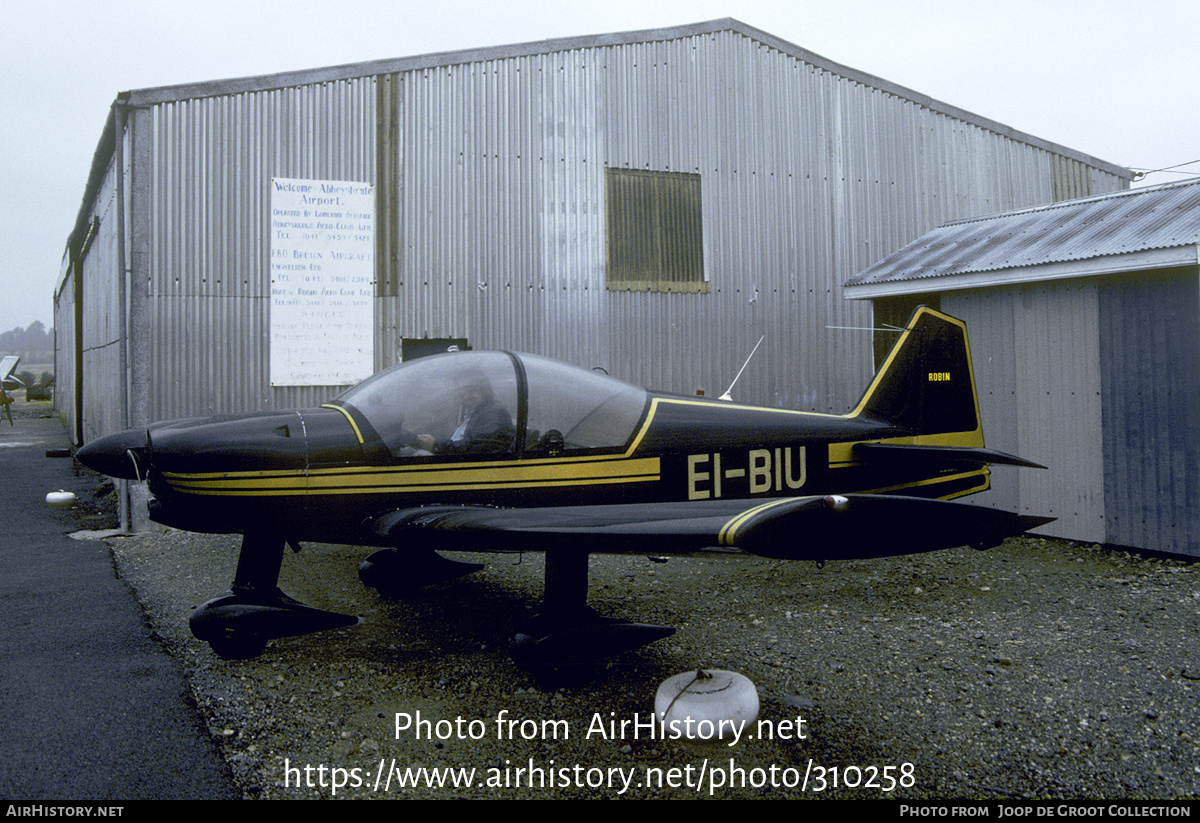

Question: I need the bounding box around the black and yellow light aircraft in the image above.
[78,308,1050,663]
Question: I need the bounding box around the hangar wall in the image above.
[52,267,76,439]
[56,121,130,447]
[58,20,1130,456]
[374,29,1127,414]
[136,78,377,420]
[943,281,1106,543]
[1097,269,1200,556]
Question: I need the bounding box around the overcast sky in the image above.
[2,0,1196,334]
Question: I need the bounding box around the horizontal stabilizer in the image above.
[854,442,1047,470]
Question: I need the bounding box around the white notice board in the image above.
[269,177,375,386]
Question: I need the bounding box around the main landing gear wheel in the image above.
[509,549,675,672]
[359,548,484,597]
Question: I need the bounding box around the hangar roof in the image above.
[118,18,1124,177]
[844,178,1200,298]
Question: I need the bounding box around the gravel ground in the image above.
[90,494,1200,801]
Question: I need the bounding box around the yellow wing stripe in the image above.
[716,465,990,546]
[718,499,796,546]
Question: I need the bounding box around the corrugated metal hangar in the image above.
[55,18,1131,529]
[845,178,1200,557]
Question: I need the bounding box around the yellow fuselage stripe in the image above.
[162,457,662,496]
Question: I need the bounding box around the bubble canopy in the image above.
[333,351,649,458]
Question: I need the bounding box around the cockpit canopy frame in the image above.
[333,351,649,460]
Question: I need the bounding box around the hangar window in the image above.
[605,168,707,293]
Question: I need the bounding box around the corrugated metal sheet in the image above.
[73,148,126,445]
[381,29,1128,413]
[945,282,1106,543]
[1011,280,1105,542]
[1099,269,1200,556]
[142,77,375,418]
[52,263,76,439]
[847,178,1200,291]
[60,18,1131,443]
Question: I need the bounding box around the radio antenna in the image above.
[720,335,764,401]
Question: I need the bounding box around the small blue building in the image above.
[845,178,1200,557]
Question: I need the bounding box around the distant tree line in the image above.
[1,320,53,356]
[1,321,54,386]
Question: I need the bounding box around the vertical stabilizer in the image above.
[851,307,982,441]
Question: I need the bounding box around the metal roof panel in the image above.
[846,178,1200,289]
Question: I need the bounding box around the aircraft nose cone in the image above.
[76,428,150,480]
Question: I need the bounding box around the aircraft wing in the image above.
[372,495,1053,562]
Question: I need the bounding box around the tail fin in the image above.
[851,307,982,443]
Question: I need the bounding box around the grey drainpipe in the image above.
[113,99,130,532]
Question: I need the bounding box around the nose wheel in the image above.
[189,533,358,659]
[205,630,267,660]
